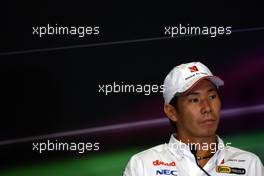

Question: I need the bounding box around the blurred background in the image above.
[2,3,264,176]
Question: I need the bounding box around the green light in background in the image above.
[0,132,263,176]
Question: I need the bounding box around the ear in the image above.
[164,103,178,122]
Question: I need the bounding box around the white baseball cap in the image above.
[163,61,224,104]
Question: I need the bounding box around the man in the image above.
[123,61,264,176]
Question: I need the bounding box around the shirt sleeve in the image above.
[248,155,264,176]
[123,155,144,176]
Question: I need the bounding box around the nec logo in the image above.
[156,169,177,175]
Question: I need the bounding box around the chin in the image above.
[199,130,216,137]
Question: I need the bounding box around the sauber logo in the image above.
[153,160,176,166]
[188,66,199,72]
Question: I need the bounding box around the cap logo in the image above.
[188,66,199,72]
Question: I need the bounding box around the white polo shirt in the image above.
[123,134,264,176]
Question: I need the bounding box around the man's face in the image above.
[175,79,221,138]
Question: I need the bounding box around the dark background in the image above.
[2,2,264,172]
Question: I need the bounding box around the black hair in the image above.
[168,95,178,130]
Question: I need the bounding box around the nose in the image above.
[200,99,212,114]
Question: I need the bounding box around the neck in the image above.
[176,133,217,157]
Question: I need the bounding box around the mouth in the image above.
[201,119,216,126]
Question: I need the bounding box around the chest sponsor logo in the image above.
[220,158,246,165]
[153,160,176,166]
[216,166,246,174]
[156,169,178,175]
[216,166,231,173]
[227,159,246,162]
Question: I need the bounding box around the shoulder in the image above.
[226,146,264,175]
[129,143,166,162]
[224,145,263,167]
[123,144,167,175]
[226,146,261,159]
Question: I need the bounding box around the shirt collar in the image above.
[167,133,191,160]
[167,133,225,163]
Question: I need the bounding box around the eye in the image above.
[190,98,200,103]
[209,94,217,100]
